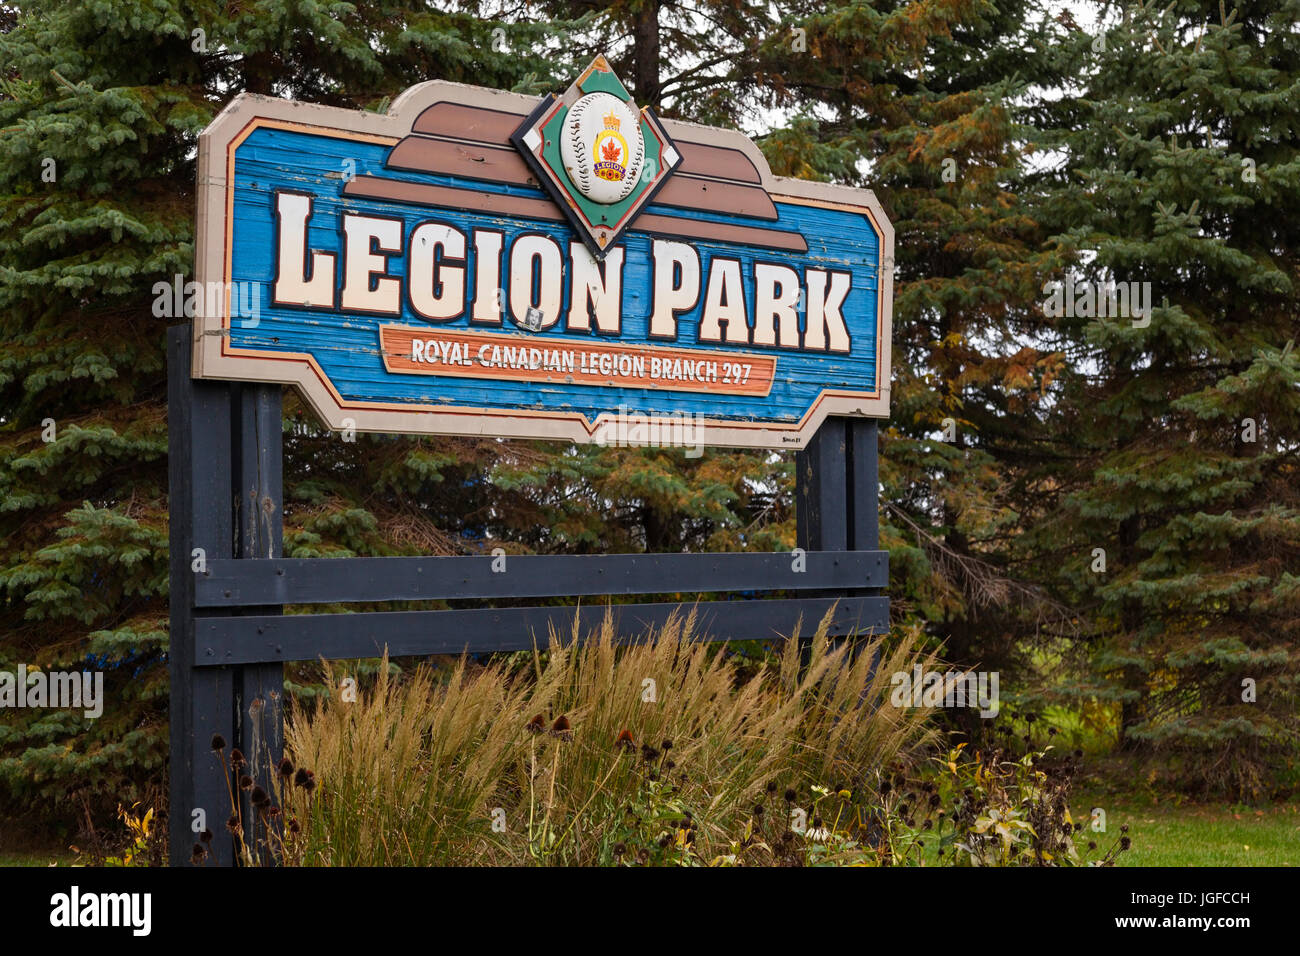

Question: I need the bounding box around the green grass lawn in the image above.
[1071,791,1300,866]
[5,797,1298,866]
[0,849,76,867]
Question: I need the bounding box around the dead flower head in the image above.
[549,715,573,741]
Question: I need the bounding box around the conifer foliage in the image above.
[750,0,1075,685]
[1039,0,1300,795]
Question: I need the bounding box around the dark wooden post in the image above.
[848,419,881,554]
[795,417,881,663]
[796,417,880,555]
[168,325,237,866]
[231,382,285,862]
[169,327,285,866]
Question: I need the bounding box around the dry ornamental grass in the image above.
[285,608,938,866]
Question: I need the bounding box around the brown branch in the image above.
[884,501,1078,635]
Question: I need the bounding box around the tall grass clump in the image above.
[286,609,938,865]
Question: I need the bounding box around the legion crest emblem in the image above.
[593,111,630,181]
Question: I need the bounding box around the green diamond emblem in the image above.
[511,55,682,259]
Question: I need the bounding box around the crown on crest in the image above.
[602,110,621,131]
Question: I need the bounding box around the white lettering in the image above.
[273,192,335,307]
[408,222,466,320]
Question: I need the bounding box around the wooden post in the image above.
[848,418,881,554]
[796,417,880,556]
[796,417,881,665]
[167,325,237,866]
[231,382,285,864]
[169,327,285,866]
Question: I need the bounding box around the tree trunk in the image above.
[631,1,661,109]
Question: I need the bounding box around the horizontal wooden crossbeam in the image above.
[194,551,888,607]
[192,596,889,665]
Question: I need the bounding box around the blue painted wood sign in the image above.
[193,56,894,448]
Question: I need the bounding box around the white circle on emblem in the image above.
[560,91,645,205]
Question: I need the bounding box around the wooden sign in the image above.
[193,57,894,448]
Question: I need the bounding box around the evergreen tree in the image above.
[1040,0,1300,796]
[530,0,773,125]
[748,0,1076,714]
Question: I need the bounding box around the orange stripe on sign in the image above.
[380,326,776,398]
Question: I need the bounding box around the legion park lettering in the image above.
[274,196,853,351]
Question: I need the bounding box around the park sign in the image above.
[192,56,894,449]
[175,58,893,866]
